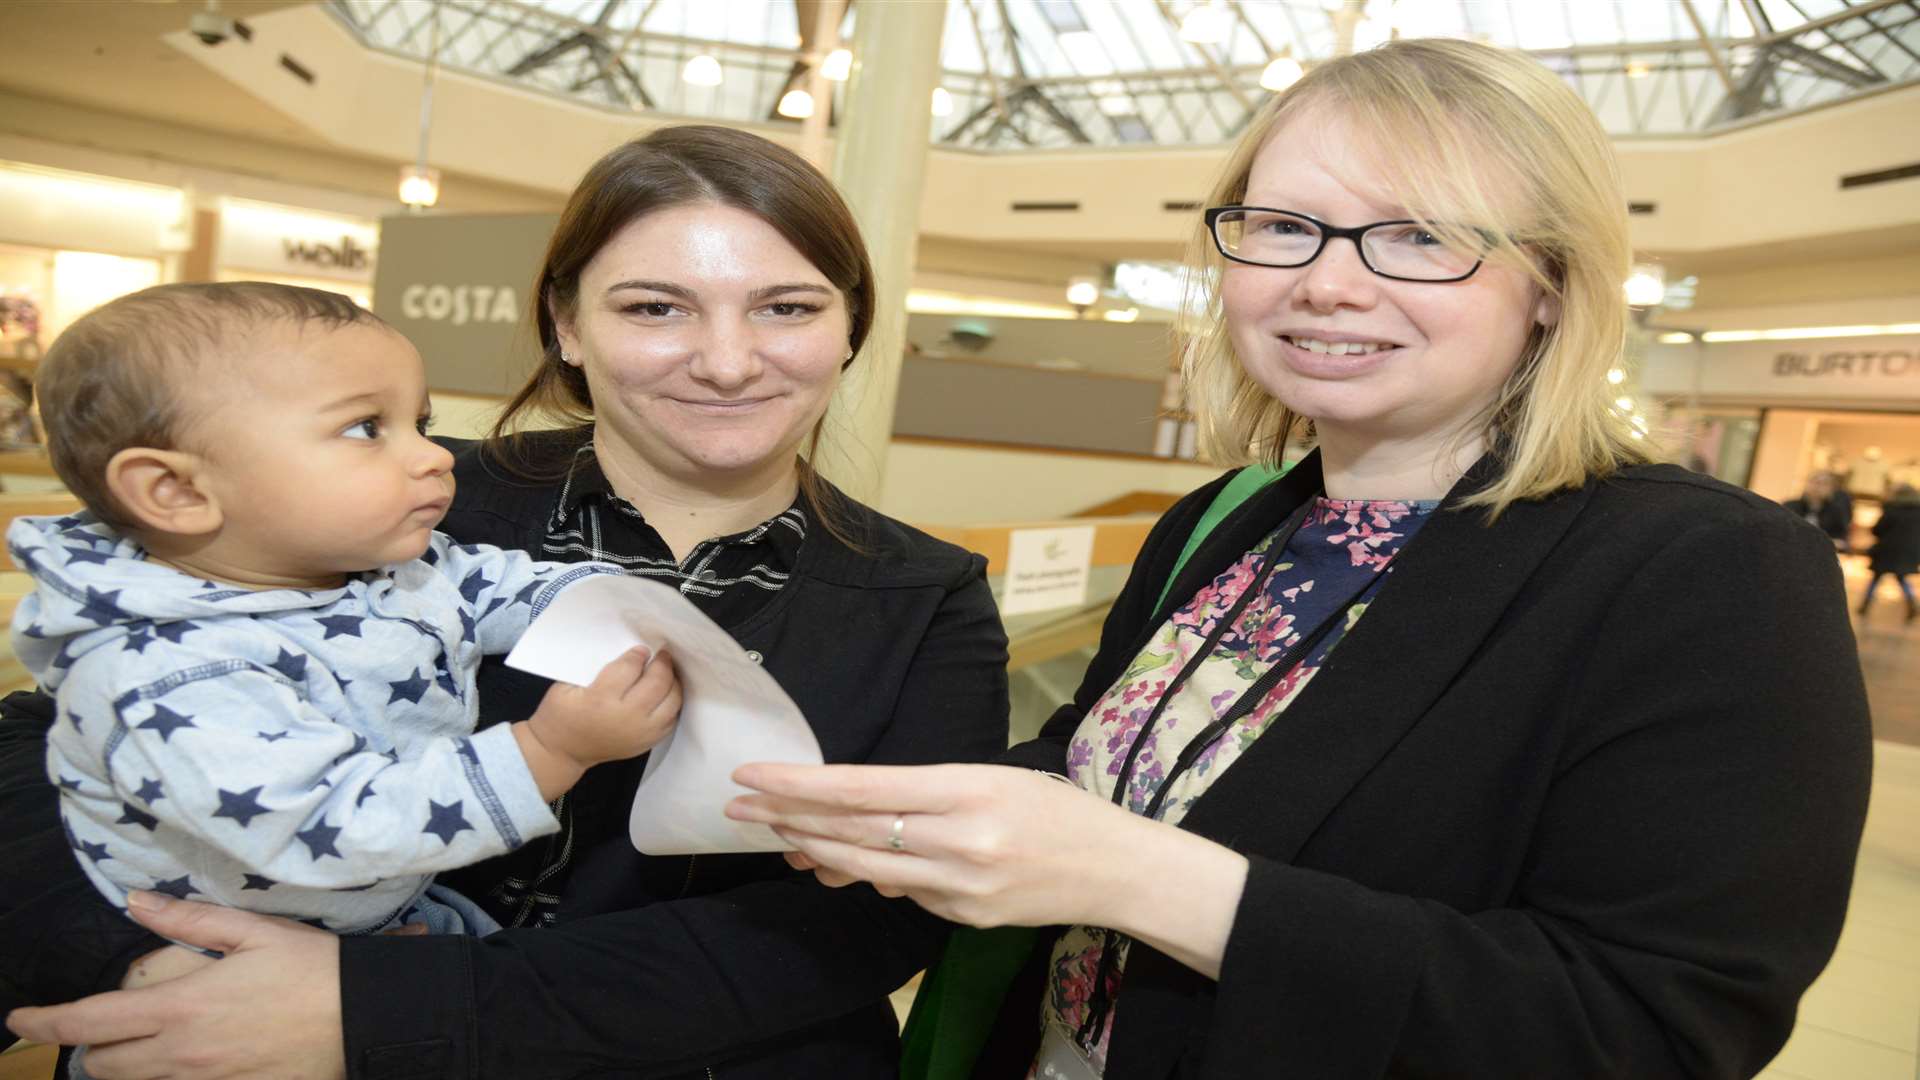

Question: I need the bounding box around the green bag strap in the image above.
[1151,462,1287,615]
[899,461,1288,1080]
[898,924,1037,1080]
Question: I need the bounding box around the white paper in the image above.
[503,575,822,855]
[1000,525,1097,616]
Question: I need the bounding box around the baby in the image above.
[10,281,677,940]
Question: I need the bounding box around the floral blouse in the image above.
[1036,497,1438,1075]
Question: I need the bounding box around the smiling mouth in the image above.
[676,398,769,410]
[1281,335,1400,357]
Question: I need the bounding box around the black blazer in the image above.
[0,431,1011,1080]
[1000,453,1871,1079]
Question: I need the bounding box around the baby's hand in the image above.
[515,647,681,798]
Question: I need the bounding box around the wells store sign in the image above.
[217,202,378,284]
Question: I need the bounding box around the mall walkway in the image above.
[1854,560,1920,749]
[1759,738,1920,1080]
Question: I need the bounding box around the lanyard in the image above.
[1077,499,1378,1046]
[1107,503,1373,817]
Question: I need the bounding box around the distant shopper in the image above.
[1786,470,1855,551]
[1862,484,1920,621]
[731,38,1872,1079]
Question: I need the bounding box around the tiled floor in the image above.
[1853,559,1920,748]
[1758,738,1920,1080]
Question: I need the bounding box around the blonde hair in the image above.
[1182,37,1651,514]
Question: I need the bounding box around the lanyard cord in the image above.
[1076,500,1378,1047]
[1103,504,1311,812]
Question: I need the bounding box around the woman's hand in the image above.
[119,942,216,991]
[728,763,1246,973]
[5,891,346,1080]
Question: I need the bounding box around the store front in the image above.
[1644,328,1920,549]
[215,199,377,307]
[0,161,188,450]
[0,161,186,352]
[1644,330,1920,493]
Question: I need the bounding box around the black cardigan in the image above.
[0,431,1011,1079]
[996,453,1872,1079]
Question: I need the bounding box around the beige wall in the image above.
[1751,409,1825,502]
[428,394,1218,527]
[427,393,508,443]
[878,439,1221,524]
[1678,258,1920,322]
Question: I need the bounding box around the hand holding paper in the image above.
[505,575,823,854]
[512,645,682,801]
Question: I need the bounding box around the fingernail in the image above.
[127,890,169,912]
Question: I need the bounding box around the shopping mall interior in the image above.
[0,1,1917,1077]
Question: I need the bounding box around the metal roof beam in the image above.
[1678,0,1741,96]
[1773,39,1886,85]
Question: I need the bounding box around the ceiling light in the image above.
[1626,61,1651,78]
[1606,367,1626,384]
[822,47,852,81]
[1066,278,1100,307]
[777,89,815,119]
[682,54,722,86]
[931,86,954,117]
[397,164,440,209]
[1102,307,1140,323]
[1655,332,1694,344]
[906,289,1076,320]
[1699,323,1920,343]
[1624,264,1666,307]
[1179,3,1228,44]
[1260,56,1303,91]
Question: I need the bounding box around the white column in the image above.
[815,0,945,505]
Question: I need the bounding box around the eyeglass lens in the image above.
[1213,209,1481,281]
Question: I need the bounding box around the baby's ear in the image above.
[105,447,222,537]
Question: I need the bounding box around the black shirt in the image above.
[544,441,807,624]
[496,440,809,927]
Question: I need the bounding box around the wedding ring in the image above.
[887,815,907,853]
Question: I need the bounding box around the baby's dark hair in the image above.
[35,281,388,528]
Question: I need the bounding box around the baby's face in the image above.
[182,320,454,588]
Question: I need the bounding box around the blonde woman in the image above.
[729,39,1872,1078]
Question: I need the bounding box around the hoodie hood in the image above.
[7,513,341,690]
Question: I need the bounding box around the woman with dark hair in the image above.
[0,125,1008,1079]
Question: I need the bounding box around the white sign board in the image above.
[1000,525,1097,616]
[218,201,378,284]
[1643,335,1920,405]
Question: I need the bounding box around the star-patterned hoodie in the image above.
[8,512,619,934]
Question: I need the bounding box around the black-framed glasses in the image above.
[1205,206,1486,283]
